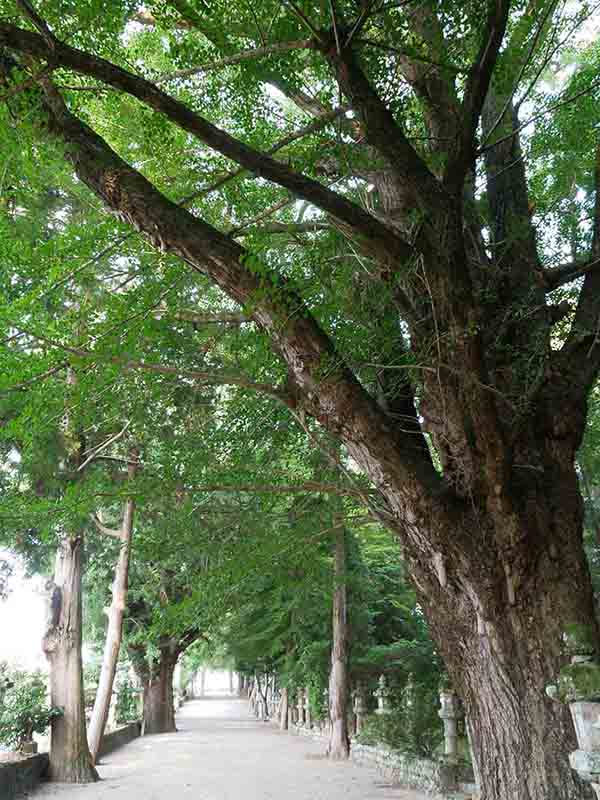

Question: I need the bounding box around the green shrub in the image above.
[0,671,62,750]
[357,683,444,758]
[115,679,140,723]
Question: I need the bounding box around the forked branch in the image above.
[0,22,411,264]
[445,0,510,190]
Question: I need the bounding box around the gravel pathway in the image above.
[33,698,428,800]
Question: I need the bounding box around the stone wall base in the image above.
[0,721,142,798]
[0,753,49,800]
[282,722,479,798]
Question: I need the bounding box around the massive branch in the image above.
[395,2,460,147]
[0,68,459,559]
[319,35,446,220]
[0,22,412,265]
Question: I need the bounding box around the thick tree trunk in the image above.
[420,471,596,800]
[88,470,136,762]
[140,648,177,735]
[327,525,350,761]
[43,538,98,783]
[13,34,600,799]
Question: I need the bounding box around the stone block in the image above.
[0,753,49,800]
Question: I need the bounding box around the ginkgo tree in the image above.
[1,0,600,796]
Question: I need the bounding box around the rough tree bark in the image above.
[327,523,350,761]
[87,455,137,762]
[42,538,98,783]
[136,644,178,735]
[4,5,600,796]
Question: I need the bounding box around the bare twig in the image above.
[481,0,557,147]
[156,39,312,82]
[0,363,66,393]
[183,104,348,204]
[78,421,131,472]
[329,0,342,55]
[91,514,124,539]
[281,0,325,42]
[11,325,290,403]
[184,481,375,498]
[480,76,600,154]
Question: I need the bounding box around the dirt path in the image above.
[33,697,428,800]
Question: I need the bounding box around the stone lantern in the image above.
[546,625,600,798]
[374,674,391,715]
[438,684,462,763]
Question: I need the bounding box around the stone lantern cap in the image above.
[562,624,596,658]
[439,690,461,720]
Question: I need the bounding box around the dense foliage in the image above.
[1,0,600,795]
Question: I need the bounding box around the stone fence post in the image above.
[438,687,462,763]
[297,688,305,726]
[304,688,311,729]
[353,684,367,734]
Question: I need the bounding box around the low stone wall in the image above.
[351,743,477,798]
[0,723,141,798]
[285,722,477,798]
[351,742,444,795]
[288,722,327,740]
[0,753,49,800]
[98,721,142,759]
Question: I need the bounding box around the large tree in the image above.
[1,1,600,796]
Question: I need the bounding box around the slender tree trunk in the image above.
[88,460,137,762]
[327,524,350,760]
[43,538,98,783]
[228,670,233,694]
[139,647,177,735]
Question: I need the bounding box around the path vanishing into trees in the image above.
[33,698,427,800]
